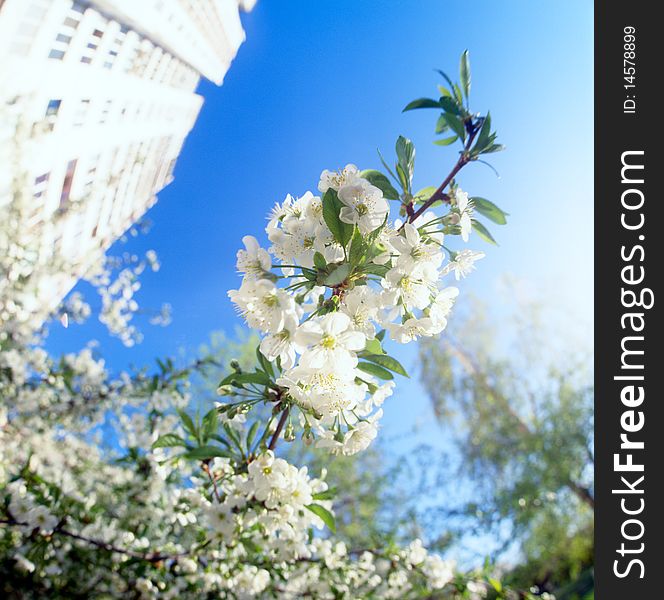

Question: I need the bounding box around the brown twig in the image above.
[0,517,189,563]
[406,121,481,225]
[268,406,290,451]
[202,461,221,502]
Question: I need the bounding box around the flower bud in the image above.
[302,428,314,446]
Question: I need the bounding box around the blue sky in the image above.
[46,0,593,553]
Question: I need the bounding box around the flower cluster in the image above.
[227,160,484,455]
[201,450,332,563]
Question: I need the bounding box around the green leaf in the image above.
[453,83,464,105]
[256,347,274,378]
[349,228,366,266]
[301,268,318,282]
[395,163,409,193]
[363,337,384,355]
[443,113,466,142]
[438,95,462,116]
[322,189,353,247]
[489,578,503,593]
[362,353,409,377]
[177,409,197,438]
[202,407,218,441]
[182,445,232,461]
[473,113,492,153]
[312,488,337,501]
[220,371,272,387]
[471,197,508,225]
[246,421,260,451]
[413,186,437,203]
[459,50,471,100]
[437,84,453,98]
[360,169,400,200]
[222,423,243,451]
[363,263,389,277]
[375,329,386,342]
[482,143,505,154]
[402,97,441,112]
[305,503,336,532]
[241,537,263,554]
[395,136,415,188]
[239,372,271,386]
[471,219,498,245]
[435,114,449,134]
[357,361,394,380]
[433,135,458,147]
[324,263,351,287]
[435,69,457,97]
[152,433,187,449]
[313,251,327,270]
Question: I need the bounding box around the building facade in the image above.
[0,0,253,329]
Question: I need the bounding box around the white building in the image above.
[0,0,254,330]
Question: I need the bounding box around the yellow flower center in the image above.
[321,334,337,349]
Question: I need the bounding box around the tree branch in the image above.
[268,406,290,451]
[407,121,481,224]
[202,461,222,502]
[0,517,190,563]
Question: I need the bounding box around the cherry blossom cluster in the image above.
[226,162,484,455]
[201,451,333,562]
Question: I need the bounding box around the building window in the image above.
[33,172,50,200]
[45,99,62,130]
[48,1,85,60]
[104,25,128,69]
[60,159,78,207]
[46,99,62,115]
[81,28,104,64]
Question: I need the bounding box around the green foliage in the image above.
[418,292,594,596]
[359,353,409,378]
[471,197,509,225]
[305,503,336,532]
[322,189,353,247]
[471,219,498,245]
[360,169,400,200]
[357,361,394,380]
[403,50,503,162]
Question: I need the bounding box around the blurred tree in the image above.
[418,290,594,598]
